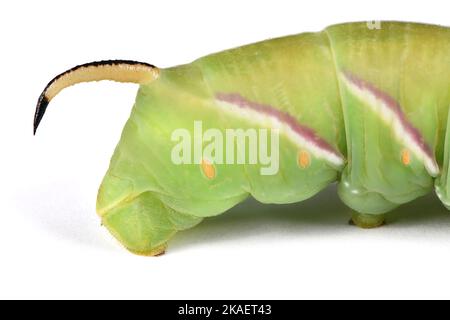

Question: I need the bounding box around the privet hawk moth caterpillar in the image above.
[34,22,450,256]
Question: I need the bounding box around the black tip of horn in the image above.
[34,93,49,135]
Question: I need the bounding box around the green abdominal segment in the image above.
[96,54,344,253]
[326,23,450,214]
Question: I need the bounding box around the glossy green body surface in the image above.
[95,22,450,255]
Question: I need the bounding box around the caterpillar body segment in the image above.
[327,23,450,216]
[35,22,450,255]
[435,107,450,209]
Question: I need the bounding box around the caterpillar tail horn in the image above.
[33,60,159,134]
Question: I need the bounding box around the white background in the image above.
[1,0,450,299]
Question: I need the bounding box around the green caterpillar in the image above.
[34,22,450,256]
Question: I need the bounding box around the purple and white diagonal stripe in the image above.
[341,71,439,176]
[215,93,345,168]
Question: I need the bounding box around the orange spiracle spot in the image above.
[201,159,216,179]
[401,149,411,166]
[298,150,311,169]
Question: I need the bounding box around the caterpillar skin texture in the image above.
[35,22,450,256]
